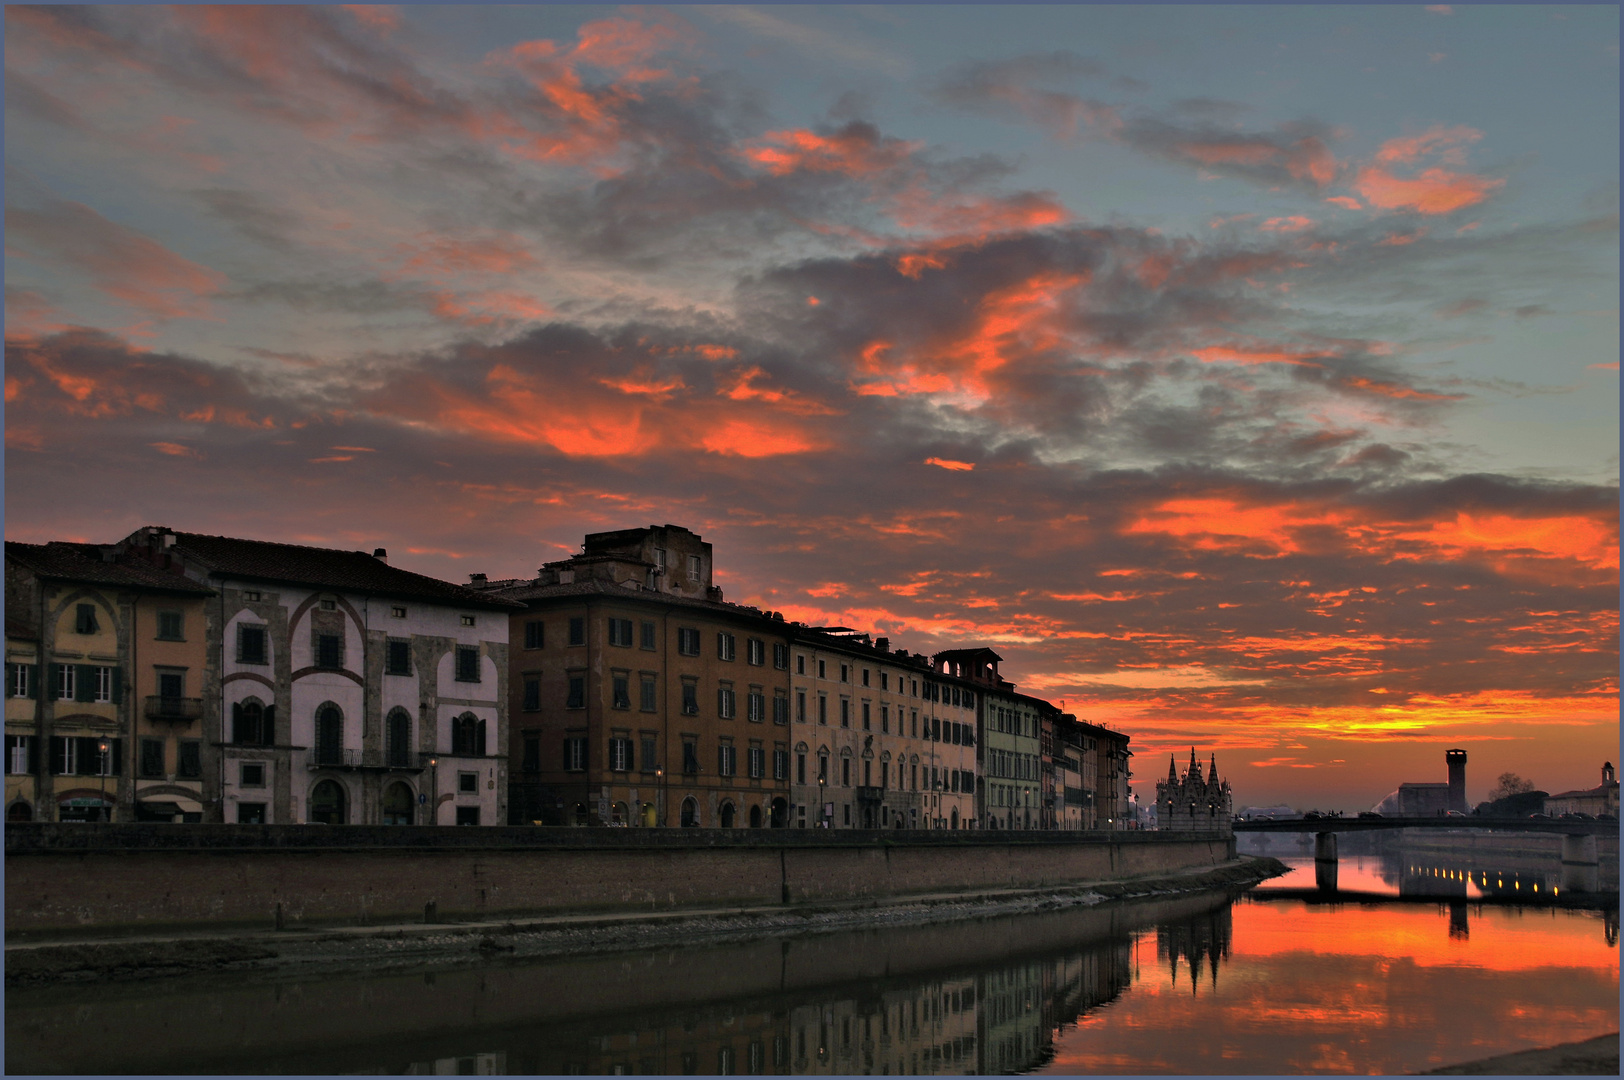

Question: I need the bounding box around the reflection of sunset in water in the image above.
[1044,900,1618,1076]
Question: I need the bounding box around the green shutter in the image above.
[4,664,15,698]
[75,665,95,703]
[110,667,122,705]
[48,664,60,700]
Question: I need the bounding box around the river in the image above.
[6,857,1617,1075]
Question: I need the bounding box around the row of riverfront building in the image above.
[3,523,1229,831]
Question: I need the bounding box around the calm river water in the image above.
[6,857,1617,1075]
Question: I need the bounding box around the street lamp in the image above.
[655,767,664,827]
[97,739,110,822]
[427,755,438,825]
[818,772,827,829]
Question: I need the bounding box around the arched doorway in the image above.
[574,802,589,826]
[641,801,658,827]
[315,705,343,766]
[951,807,960,830]
[612,801,628,825]
[749,804,762,828]
[680,797,699,827]
[8,801,32,822]
[770,797,787,828]
[382,782,414,825]
[719,801,736,828]
[309,779,347,824]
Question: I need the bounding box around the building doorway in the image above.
[749,804,762,828]
[382,782,414,825]
[770,797,787,828]
[719,801,736,828]
[680,797,698,827]
[309,779,347,824]
[641,801,658,827]
[7,801,32,821]
[951,807,960,830]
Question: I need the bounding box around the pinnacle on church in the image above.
[1208,753,1218,784]
[1168,754,1179,783]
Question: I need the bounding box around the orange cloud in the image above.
[1354,165,1503,214]
[925,457,975,471]
[699,419,817,457]
[1191,345,1325,367]
[741,126,918,177]
[1260,216,1315,233]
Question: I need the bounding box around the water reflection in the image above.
[6,887,1616,1076]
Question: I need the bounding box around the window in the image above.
[862,668,870,687]
[818,660,826,679]
[568,617,586,646]
[718,742,736,777]
[314,706,344,765]
[244,590,262,602]
[233,701,272,745]
[455,646,481,682]
[7,736,33,775]
[773,643,789,670]
[609,736,632,772]
[861,701,870,730]
[609,618,634,647]
[796,655,805,675]
[717,685,736,719]
[641,621,657,650]
[566,674,586,709]
[456,806,480,826]
[316,633,343,670]
[522,733,541,774]
[387,709,412,767]
[677,627,700,656]
[55,664,76,702]
[158,671,184,700]
[8,664,32,699]
[817,695,827,725]
[177,740,201,778]
[773,748,789,781]
[238,625,268,665]
[612,672,630,710]
[640,735,657,772]
[460,615,475,627]
[319,598,337,612]
[881,672,889,691]
[687,554,701,581]
[840,699,849,728]
[748,691,765,723]
[391,605,406,618]
[881,705,889,734]
[75,603,100,635]
[797,753,806,784]
[94,666,114,703]
[241,761,266,788]
[773,691,789,725]
[748,746,764,779]
[840,664,848,683]
[524,620,544,649]
[140,738,165,778]
[841,758,851,786]
[681,681,698,715]
[747,639,764,665]
[522,677,541,712]
[640,675,657,712]
[654,547,666,572]
[717,632,736,661]
[458,771,478,794]
[386,639,411,676]
[682,739,700,775]
[564,736,587,771]
[818,755,828,782]
[796,691,806,722]
[453,713,488,757]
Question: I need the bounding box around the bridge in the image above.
[1232,816,1616,894]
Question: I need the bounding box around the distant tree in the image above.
[1488,772,1536,801]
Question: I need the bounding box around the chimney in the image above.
[373,548,388,562]
[876,637,889,652]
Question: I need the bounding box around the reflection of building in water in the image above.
[1159,906,1233,993]
[500,1006,791,1076]
[789,977,978,1075]
[395,1052,506,1075]
[1448,901,1470,940]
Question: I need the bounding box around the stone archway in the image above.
[382,781,414,825]
[309,779,347,824]
[680,797,699,827]
[719,801,736,828]
[749,804,763,828]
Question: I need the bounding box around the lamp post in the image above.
[97,739,109,822]
[655,767,664,827]
[427,755,438,825]
[818,772,827,829]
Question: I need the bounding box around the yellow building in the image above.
[5,542,214,822]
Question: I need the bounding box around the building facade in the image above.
[1156,749,1232,833]
[114,527,517,825]
[1545,762,1620,818]
[5,541,214,823]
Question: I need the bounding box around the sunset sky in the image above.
[5,5,1617,810]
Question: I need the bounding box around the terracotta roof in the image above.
[163,531,521,610]
[5,541,215,595]
[492,577,770,620]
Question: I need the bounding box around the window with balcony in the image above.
[314,706,343,766]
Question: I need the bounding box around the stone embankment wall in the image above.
[5,824,1236,935]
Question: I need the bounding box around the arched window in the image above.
[233,698,274,746]
[719,801,736,828]
[8,801,32,822]
[680,797,699,827]
[451,713,486,756]
[387,708,413,767]
[310,779,346,824]
[315,705,343,766]
[382,781,414,825]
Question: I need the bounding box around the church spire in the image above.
[1208,753,1219,784]
[1168,754,1178,784]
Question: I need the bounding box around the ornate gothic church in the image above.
[1157,748,1233,832]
